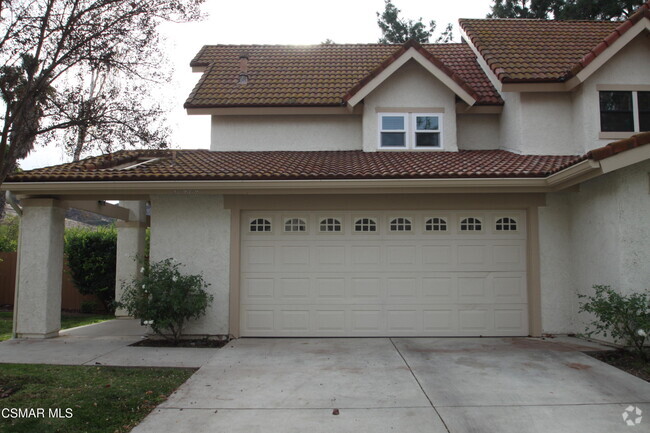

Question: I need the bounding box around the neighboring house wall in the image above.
[573,35,650,154]
[361,60,459,152]
[457,114,501,150]
[210,115,362,151]
[150,194,231,335]
[539,159,650,335]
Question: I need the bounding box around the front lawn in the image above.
[0,312,114,342]
[0,364,195,433]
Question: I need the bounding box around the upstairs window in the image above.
[600,91,650,133]
[380,115,407,148]
[414,115,441,148]
[378,113,442,150]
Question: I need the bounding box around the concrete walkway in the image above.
[133,337,650,433]
[0,319,218,368]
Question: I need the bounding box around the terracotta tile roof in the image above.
[587,131,650,160]
[7,150,584,183]
[185,42,503,107]
[460,1,650,82]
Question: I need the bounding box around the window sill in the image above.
[599,132,636,140]
[377,147,446,152]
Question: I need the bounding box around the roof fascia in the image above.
[186,106,363,116]
[459,27,504,93]
[346,47,477,107]
[598,141,650,173]
[567,19,650,90]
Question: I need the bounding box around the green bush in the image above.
[64,226,117,313]
[117,258,213,344]
[579,285,650,361]
[0,215,19,252]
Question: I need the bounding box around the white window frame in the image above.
[378,112,443,150]
[412,113,442,149]
[379,113,408,149]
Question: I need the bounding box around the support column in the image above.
[14,199,65,338]
[114,201,147,318]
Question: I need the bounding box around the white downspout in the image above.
[5,191,22,339]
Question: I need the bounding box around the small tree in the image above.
[118,258,213,344]
[578,285,650,361]
[0,215,19,252]
[376,0,453,44]
[64,226,117,313]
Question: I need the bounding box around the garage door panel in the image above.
[241,210,528,337]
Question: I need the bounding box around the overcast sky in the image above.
[21,0,492,170]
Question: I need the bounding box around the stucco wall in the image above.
[210,115,362,151]
[150,194,231,336]
[540,159,650,335]
[573,34,650,154]
[457,114,501,150]
[361,60,459,152]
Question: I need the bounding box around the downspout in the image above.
[5,191,22,339]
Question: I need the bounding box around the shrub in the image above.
[578,285,650,361]
[64,226,117,313]
[117,258,213,344]
[80,301,98,314]
[0,215,19,252]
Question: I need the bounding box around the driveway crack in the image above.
[390,338,451,433]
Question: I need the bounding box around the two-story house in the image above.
[4,2,650,340]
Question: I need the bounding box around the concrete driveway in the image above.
[133,337,650,433]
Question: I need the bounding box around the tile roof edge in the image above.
[586,131,650,161]
[571,2,650,77]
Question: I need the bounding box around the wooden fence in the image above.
[0,252,103,311]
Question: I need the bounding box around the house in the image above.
[2,3,650,339]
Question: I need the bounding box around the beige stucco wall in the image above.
[457,114,501,150]
[150,194,231,336]
[210,115,362,151]
[540,159,650,335]
[361,60,459,152]
[573,34,650,154]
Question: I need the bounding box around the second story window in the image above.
[380,115,407,148]
[600,91,650,133]
[379,113,442,150]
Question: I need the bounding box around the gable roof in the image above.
[185,42,504,108]
[460,1,650,83]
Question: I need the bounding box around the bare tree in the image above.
[0,0,203,185]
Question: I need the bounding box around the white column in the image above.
[14,199,65,338]
[114,201,147,318]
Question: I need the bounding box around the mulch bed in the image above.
[130,338,229,348]
[586,350,650,382]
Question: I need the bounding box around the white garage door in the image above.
[240,210,528,337]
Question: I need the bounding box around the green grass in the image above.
[0,364,195,433]
[0,312,114,342]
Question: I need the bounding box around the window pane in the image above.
[381,132,406,147]
[600,113,634,132]
[415,132,440,148]
[382,116,405,130]
[600,91,633,132]
[639,92,650,131]
[416,116,439,131]
[600,91,632,112]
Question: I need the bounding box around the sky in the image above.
[21,0,493,170]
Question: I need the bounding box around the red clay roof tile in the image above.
[460,1,650,83]
[185,43,503,108]
[6,150,584,183]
